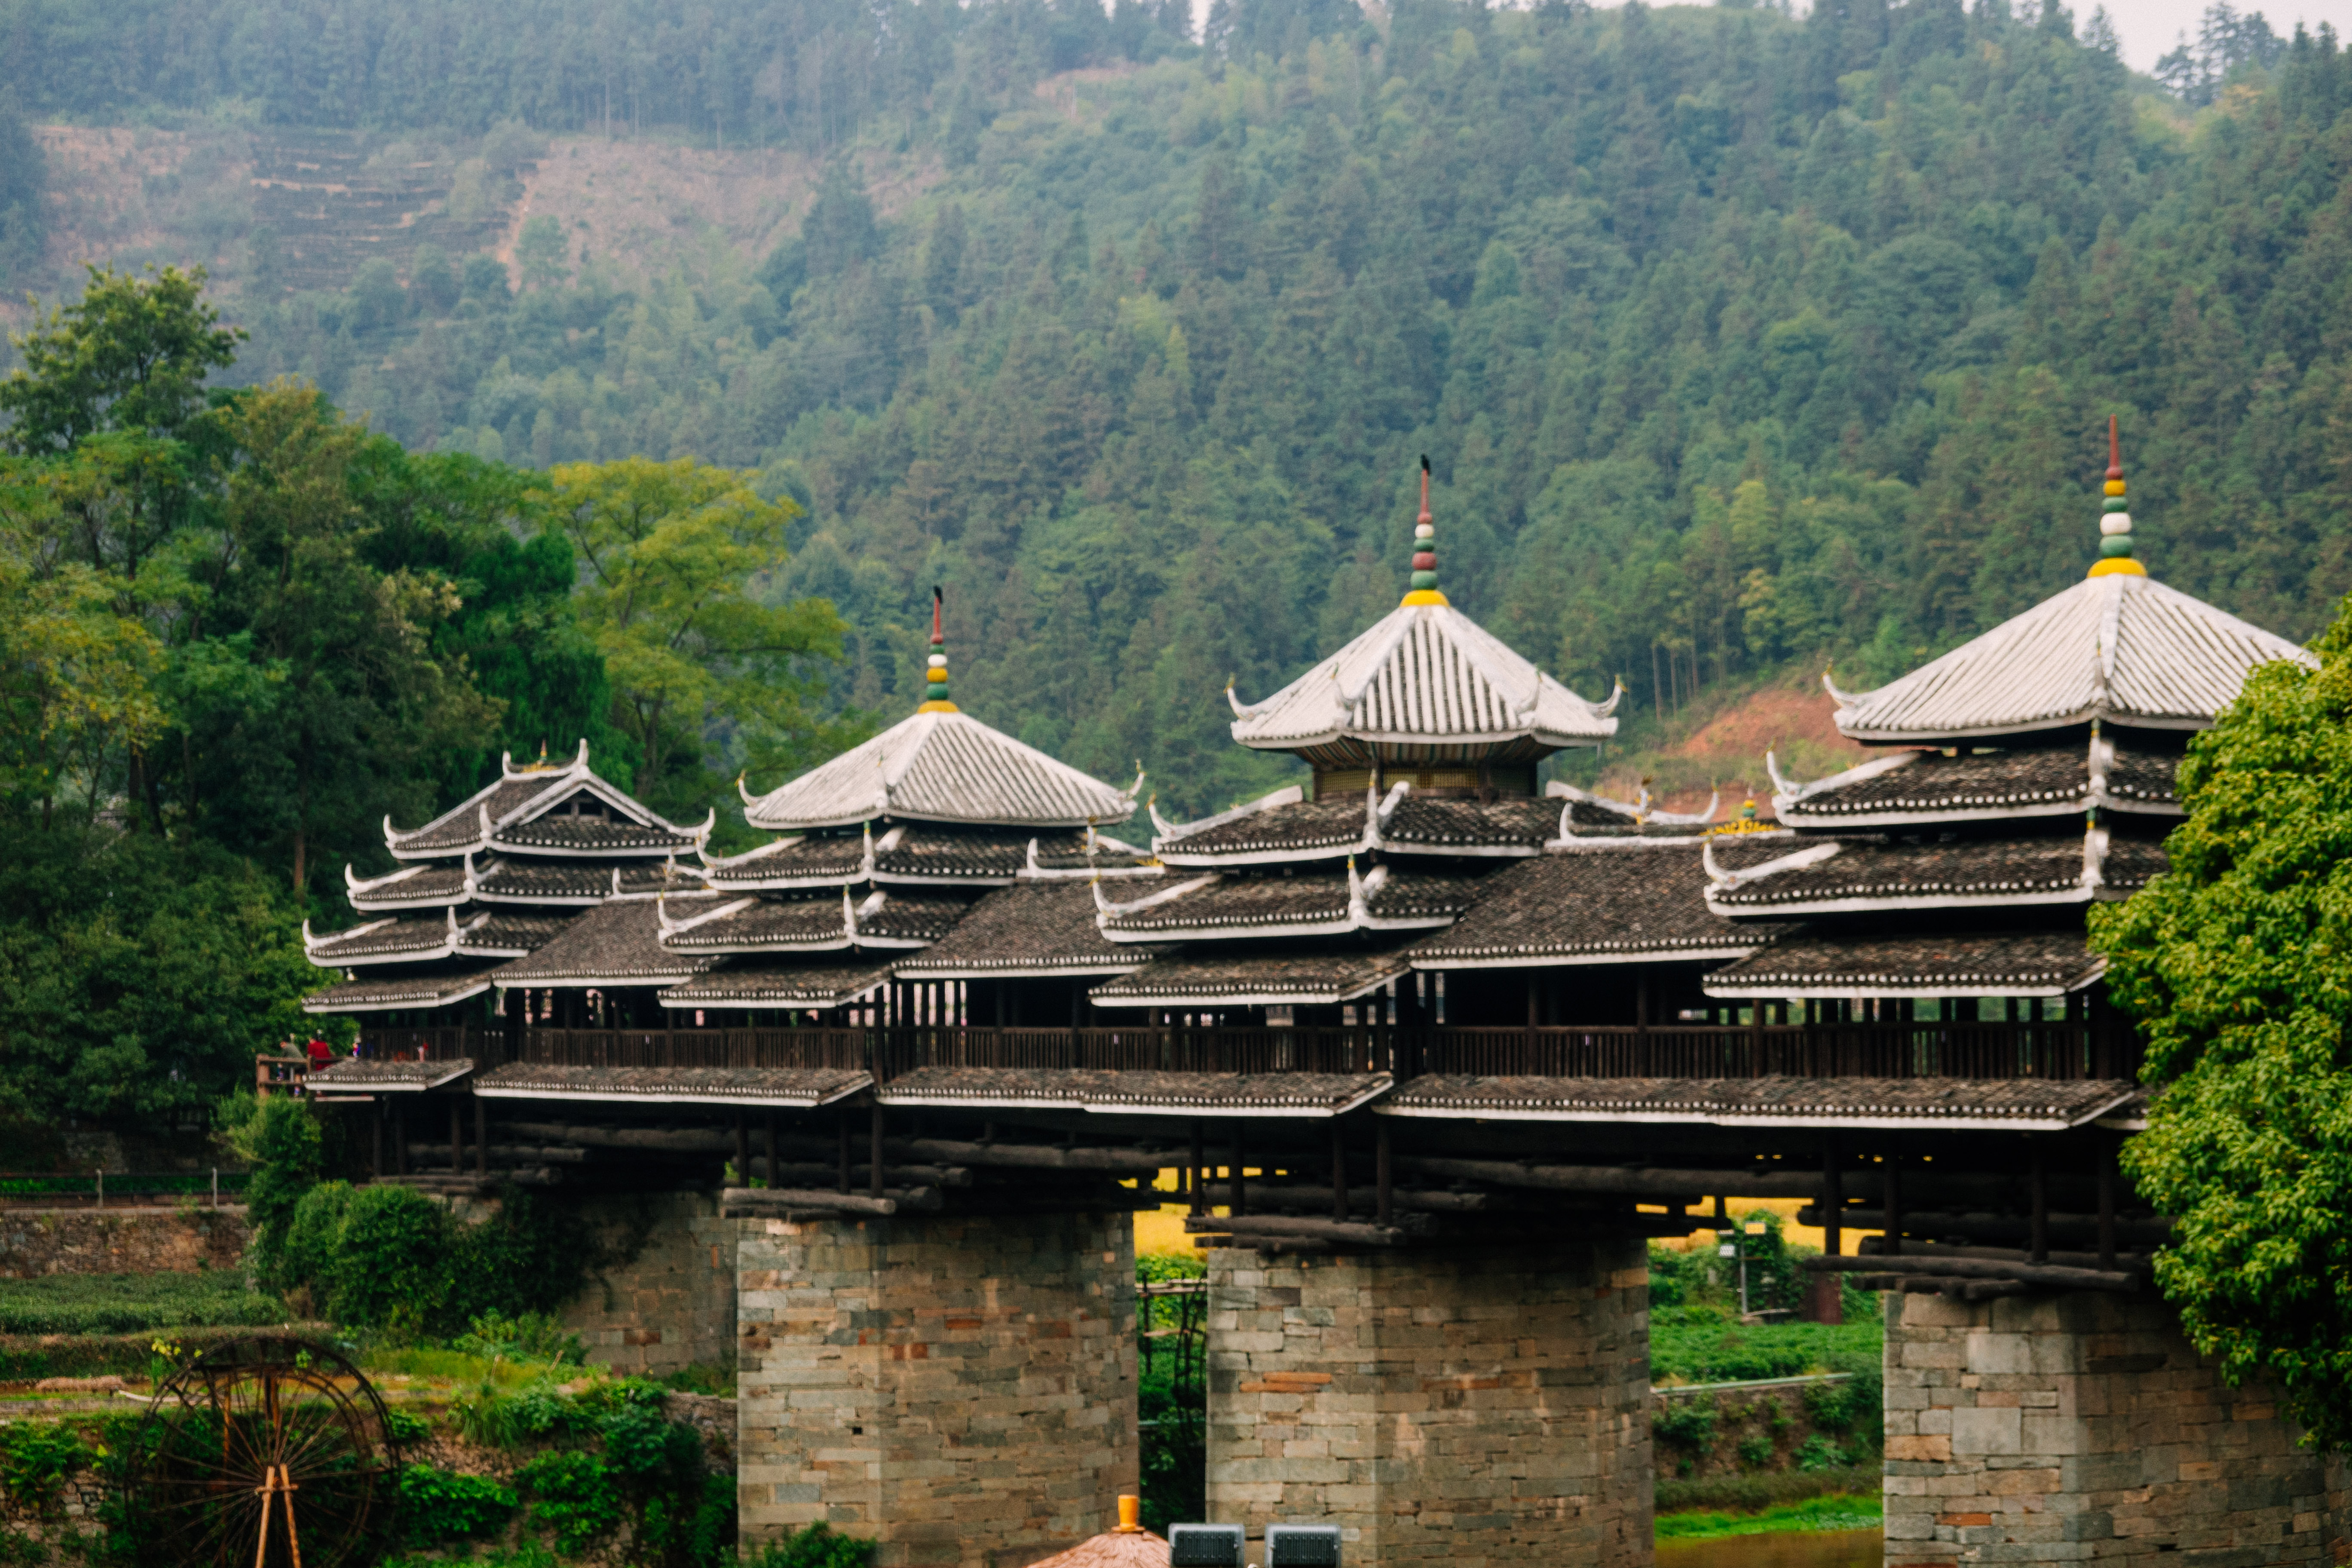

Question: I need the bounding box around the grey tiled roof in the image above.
[456,913,576,958]
[1704,929,2105,998]
[1228,600,1618,751]
[743,709,1139,829]
[896,882,1158,977]
[492,816,703,855]
[485,898,717,985]
[472,1062,870,1107]
[1090,942,1416,1004]
[1776,739,2180,827]
[470,859,705,903]
[880,1067,1390,1114]
[302,971,495,1013]
[1409,843,1783,967]
[1386,796,1598,848]
[306,916,460,966]
[659,958,896,1008]
[346,864,469,909]
[702,835,868,888]
[659,888,971,954]
[308,1057,476,1090]
[387,776,553,854]
[1160,797,1366,859]
[1829,572,2312,741]
[1380,1074,2138,1129]
[1707,832,2153,913]
[1100,868,1482,939]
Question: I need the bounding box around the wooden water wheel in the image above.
[122,1335,406,1568]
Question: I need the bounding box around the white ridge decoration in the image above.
[1702,837,1841,891]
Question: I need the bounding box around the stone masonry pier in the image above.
[1884,1289,2351,1565]
[1205,1237,1655,1568]
[734,1209,1136,1568]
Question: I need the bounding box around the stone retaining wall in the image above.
[0,1207,248,1277]
[559,1191,741,1378]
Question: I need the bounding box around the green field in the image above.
[1651,1312,1883,1385]
[0,1271,287,1335]
[1657,1494,1883,1540]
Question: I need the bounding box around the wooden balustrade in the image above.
[354,1020,2129,1084]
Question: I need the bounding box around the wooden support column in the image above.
[474,1098,487,1176]
[395,1108,409,1176]
[2030,1141,2050,1264]
[766,1111,779,1192]
[735,1113,750,1185]
[1330,1121,1349,1222]
[503,986,522,1065]
[836,1114,852,1194]
[1375,1120,1393,1228]
[1525,974,1540,1067]
[869,1102,885,1200]
[1883,1154,1903,1257]
[449,1097,463,1174]
[1189,1122,1205,1217]
[1230,1123,1246,1216]
[2098,1133,2118,1271]
[371,1104,384,1179]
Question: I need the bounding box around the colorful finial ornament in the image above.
[918,585,959,713]
[1402,454,1448,607]
[2088,416,2147,579]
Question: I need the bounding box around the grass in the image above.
[1651,1312,1883,1384]
[1656,1494,1883,1540]
[0,1271,285,1334]
[1656,1467,1881,1515]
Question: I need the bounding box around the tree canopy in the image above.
[2091,609,2352,1449]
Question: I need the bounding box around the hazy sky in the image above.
[2101,0,2352,70]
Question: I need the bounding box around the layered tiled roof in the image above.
[457,913,576,958]
[345,863,470,911]
[485,897,717,986]
[1704,929,2105,998]
[1408,843,1783,969]
[658,959,896,1008]
[1097,867,1482,942]
[1380,1074,2138,1129]
[472,1062,870,1107]
[301,971,496,1014]
[386,742,708,859]
[700,834,869,889]
[896,882,1158,977]
[1827,573,2312,741]
[307,1057,476,1091]
[304,915,467,967]
[490,816,706,856]
[1704,830,2161,916]
[472,858,706,904]
[880,1067,1390,1115]
[743,709,1139,830]
[1090,942,1416,1005]
[657,889,970,955]
[1154,789,1580,867]
[1773,737,2181,828]
[1227,600,1619,756]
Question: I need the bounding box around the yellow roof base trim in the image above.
[2086,559,2148,578]
[1400,589,1451,606]
[915,700,961,714]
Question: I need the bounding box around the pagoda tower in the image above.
[300,740,712,1081]
[1701,418,2313,1071]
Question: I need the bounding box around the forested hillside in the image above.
[8,0,2352,824]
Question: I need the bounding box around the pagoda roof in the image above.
[1377,1074,2137,1130]
[699,823,1156,891]
[345,863,470,912]
[658,958,895,1010]
[1703,929,2105,1000]
[300,971,496,1014]
[307,1057,476,1093]
[303,913,478,968]
[1150,784,1593,868]
[1703,827,2165,918]
[469,857,708,906]
[1772,734,2180,829]
[894,882,1161,979]
[483,897,717,988]
[386,741,712,861]
[656,888,969,955]
[1827,573,2312,742]
[1088,941,1416,1007]
[1226,600,1619,756]
[1406,839,1784,971]
[472,1062,870,1109]
[741,709,1140,831]
[879,1066,1391,1117]
[1094,865,1483,944]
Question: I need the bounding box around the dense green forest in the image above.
[9,0,2352,1117]
[14,0,2349,814]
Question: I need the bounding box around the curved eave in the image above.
[745,805,1129,832]
[1232,723,1610,753]
[300,978,496,1014]
[1707,886,2098,919]
[471,888,612,907]
[1157,843,1358,870]
[1409,943,1762,971]
[1779,796,2181,830]
[894,960,1149,979]
[1837,707,2211,743]
[389,837,480,863]
[705,871,866,891]
[870,870,1021,888]
[349,891,471,912]
[484,835,704,861]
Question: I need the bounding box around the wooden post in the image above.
[1883,1155,1902,1257]
[1331,1120,1349,1222]
[2098,1133,2118,1271]
[395,1108,409,1176]
[474,1098,487,1176]
[2030,1142,2050,1264]
[1820,1136,1841,1258]
[836,1114,851,1194]
[869,1102,885,1201]
[1189,1122,1205,1217]
[766,1111,779,1192]
[1375,1120,1393,1228]
[734,1114,749,1187]
[449,1097,462,1175]
[371,1106,384,1179]
[1230,1123,1246,1216]
[503,986,523,1066]
[1525,973,1539,1072]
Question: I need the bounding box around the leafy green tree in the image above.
[0,87,44,287]
[215,1093,323,1286]
[2091,607,2352,1449]
[0,265,243,453]
[515,215,572,292]
[538,456,862,806]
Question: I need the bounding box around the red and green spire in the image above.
[918,585,959,713]
[1402,454,1447,606]
[2088,415,2146,579]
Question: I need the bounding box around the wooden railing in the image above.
[355,1021,2133,1084]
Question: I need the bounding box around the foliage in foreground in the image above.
[1654,1466,1883,1518]
[2092,601,2352,1449]
[1654,1493,1883,1540]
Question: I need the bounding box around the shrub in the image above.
[382,1408,431,1446]
[327,1184,455,1333]
[1795,1434,1847,1472]
[218,1093,322,1286]
[0,1422,89,1515]
[399,1464,518,1547]
[516,1449,622,1554]
[746,1522,878,1568]
[1736,1433,1773,1469]
[453,1311,586,1367]
[1651,1396,1717,1455]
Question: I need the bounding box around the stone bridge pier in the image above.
[732,1208,1137,1568]
[1204,1237,1655,1568]
[1884,1289,2352,1566]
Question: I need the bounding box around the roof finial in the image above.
[1402,454,1448,607]
[917,585,959,713]
[2088,415,2147,579]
